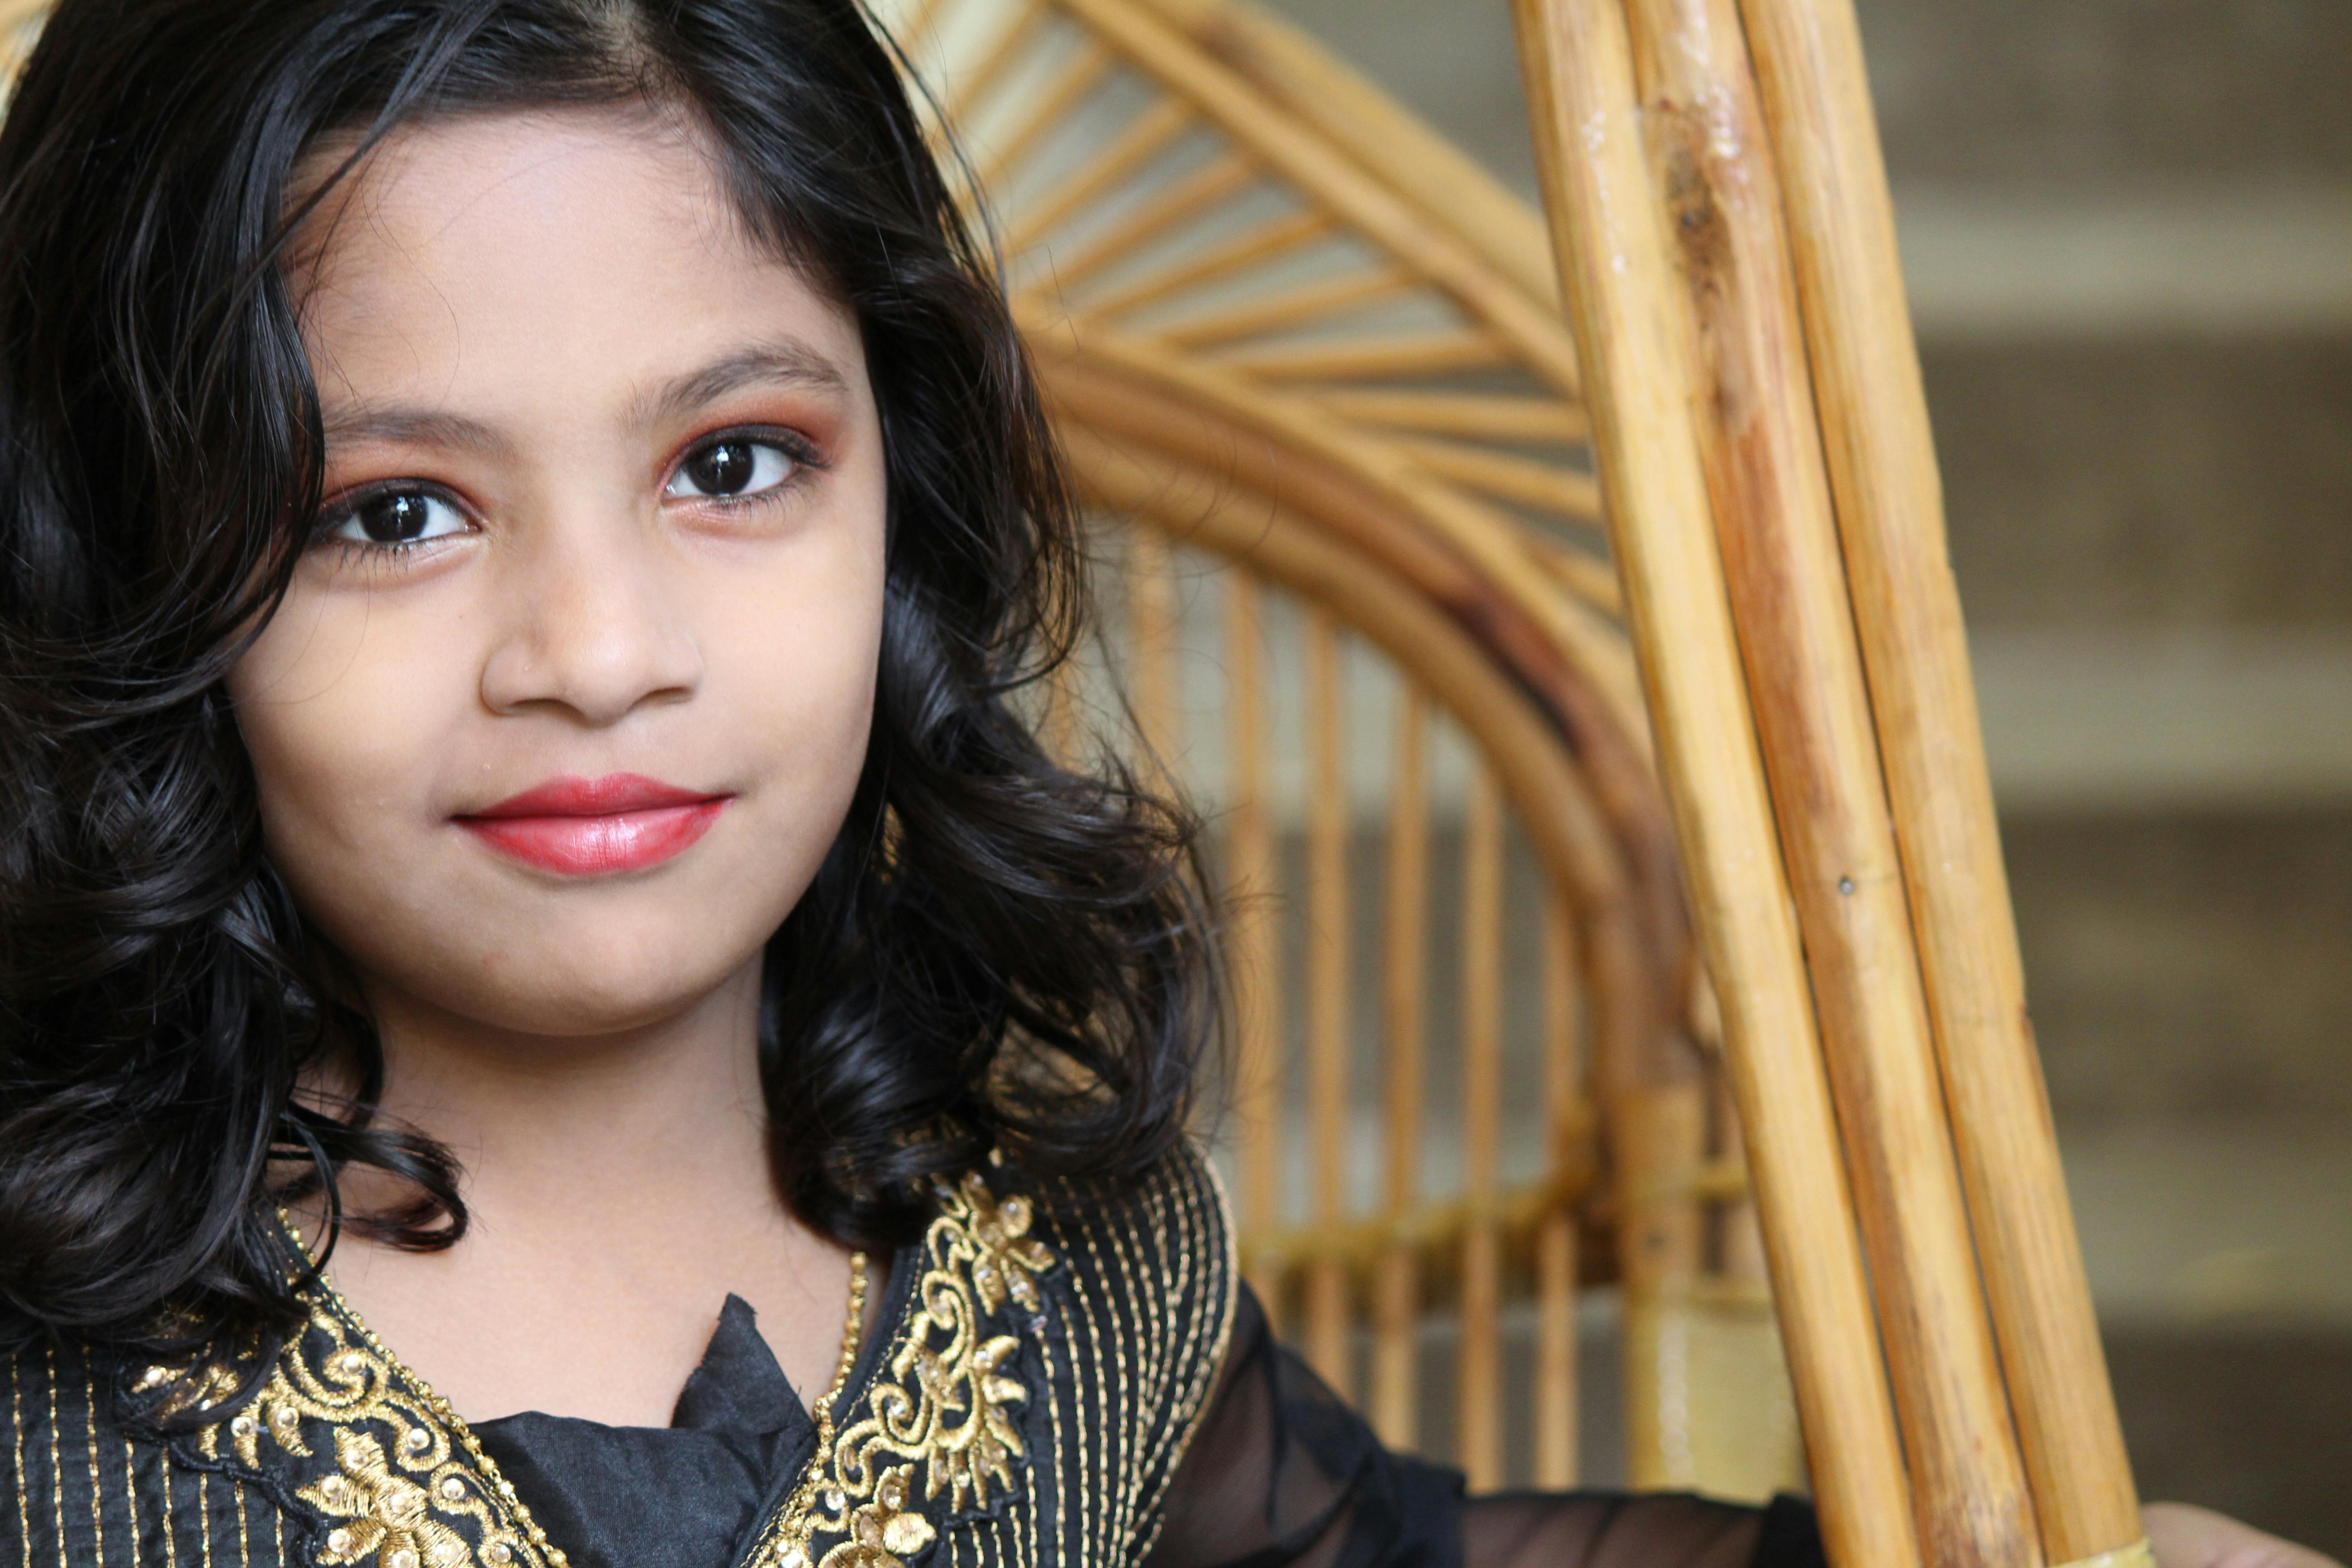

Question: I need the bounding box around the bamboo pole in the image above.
[1004,97,1193,252]
[1458,763,1506,1490]
[1125,527,1178,766]
[1733,4,2144,1561]
[1304,606,1353,1392]
[1047,152,1258,290]
[1393,436,1602,521]
[973,40,1113,191]
[1224,571,1286,1328]
[1535,891,1583,1488]
[1155,265,1415,349]
[1218,328,1513,381]
[1313,389,1591,444]
[1511,0,1917,1561]
[1080,209,1334,319]
[1372,686,1431,1450]
[1617,1,2036,1562]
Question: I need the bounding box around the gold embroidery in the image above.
[12,1357,29,1568]
[45,1348,64,1568]
[826,1468,935,1567]
[954,1175,1054,1318]
[753,1170,1058,1568]
[300,1431,470,1568]
[150,1270,545,1568]
[122,1436,143,1568]
[84,1369,106,1567]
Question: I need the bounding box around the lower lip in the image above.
[456,799,728,876]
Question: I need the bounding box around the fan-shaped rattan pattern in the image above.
[868,0,1801,1497]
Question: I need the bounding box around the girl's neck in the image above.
[355,956,774,1230]
[302,956,862,1427]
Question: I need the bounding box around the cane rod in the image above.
[1515,0,2150,1566]
[1730,2,2146,1563]
[1614,0,2038,1563]
[1511,4,1917,1566]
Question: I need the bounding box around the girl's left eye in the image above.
[665,438,800,501]
[323,489,470,548]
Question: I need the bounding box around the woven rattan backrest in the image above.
[873,0,1802,1496]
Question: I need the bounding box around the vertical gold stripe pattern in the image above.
[44,1348,63,1568]
[161,1450,178,1568]
[10,1355,28,1568]
[83,1368,106,1568]
[122,1438,143,1568]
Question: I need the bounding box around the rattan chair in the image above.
[885,6,2157,1566]
[870,0,1804,1501]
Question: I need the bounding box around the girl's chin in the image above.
[349,936,767,1042]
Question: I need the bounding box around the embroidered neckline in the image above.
[140,1166,1058,1568]
[746,1166,1058,1568]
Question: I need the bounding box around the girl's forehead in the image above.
[294,108,740,286]
[290,108,862,418]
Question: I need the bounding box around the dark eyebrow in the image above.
[320,407,512,456]
[635,339,853,427]
[317,340,852,458]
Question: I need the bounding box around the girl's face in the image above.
[229,109,888,1040]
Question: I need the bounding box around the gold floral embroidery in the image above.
[301,1430,471,1568]
[828,1469,936,1568]
[149,1286,546,1568]
[754,1168,1058,1568]
[956,1174,1054,1318]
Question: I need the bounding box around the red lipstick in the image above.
[455,774,729,876]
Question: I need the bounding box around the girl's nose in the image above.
[477,514,702,726]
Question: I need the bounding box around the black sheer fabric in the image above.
[476,1284,1826,1568]
[1141,1286,1824,1568]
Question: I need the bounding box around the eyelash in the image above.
[670,425,826,511]
[309,482,470,570]
[307,425,828,567]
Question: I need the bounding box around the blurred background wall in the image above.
[1249,0,2352,1553]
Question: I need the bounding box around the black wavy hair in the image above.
[0,0,1215,1354]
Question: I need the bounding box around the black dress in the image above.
[473,1288,1823,1568]
[3,1147,1824,1568]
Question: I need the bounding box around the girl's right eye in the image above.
[320,488,469,549]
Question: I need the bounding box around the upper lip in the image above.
[459,773,726,819]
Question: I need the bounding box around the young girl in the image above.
[0,3,2324,1566]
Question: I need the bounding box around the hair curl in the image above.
[0,0,1216,1356]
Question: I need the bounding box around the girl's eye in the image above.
[325,489,468,547]
[666,439,798,501]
